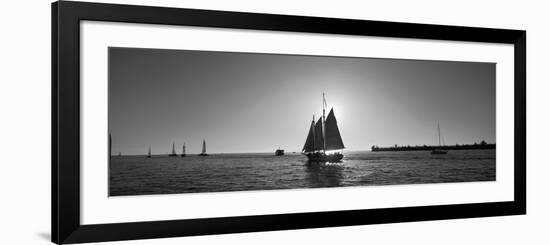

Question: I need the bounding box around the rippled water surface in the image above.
[109,150,495,196]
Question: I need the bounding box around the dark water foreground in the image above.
[109,150,496,196]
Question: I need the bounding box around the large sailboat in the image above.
[302,93,345,162]
[181,143,186,157]
[431,123,448,155]
[168,143,178,157]
[198,139,209,156]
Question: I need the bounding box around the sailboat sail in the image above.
[201,140,206,154]
[314,118,324,151]
[182,144,186,155]
[324,108,345,150]
[302,120,316,152]
[171,143,176,155]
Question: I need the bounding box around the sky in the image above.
[109,47,495,155]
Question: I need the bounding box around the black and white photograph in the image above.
[2,0,540,244]
[108,47,496,196]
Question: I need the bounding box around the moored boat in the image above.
[168,143,178,156]
[198,139,209,156]
[430,123,448,155]
[181,143,186,157]
[275,148,284,156]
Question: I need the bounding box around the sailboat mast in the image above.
[438,123,441,146]
[312,115,316,152]
[322,93,326,152]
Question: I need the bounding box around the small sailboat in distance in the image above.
[431,123,448,155]
[168,143,178,157]
[302,93,345,162]
[147,146,152,158]
[198,139,209,156]
[181,143,186,157]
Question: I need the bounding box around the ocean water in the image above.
[109,150,495,196]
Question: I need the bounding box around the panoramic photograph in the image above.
[108,47,496,197]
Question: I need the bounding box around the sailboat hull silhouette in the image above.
[305,152,343,162]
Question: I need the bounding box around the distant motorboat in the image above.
[198,140,209,156]
[302,93,345,162]
[431,123,448,155]
[168,143,178,157]
[275,148,284,156]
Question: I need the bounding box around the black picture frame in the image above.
[52,1,526,244]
